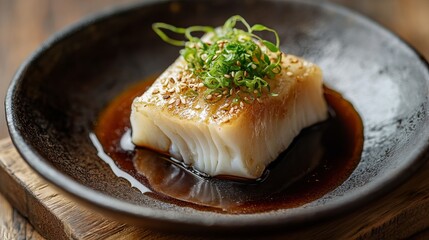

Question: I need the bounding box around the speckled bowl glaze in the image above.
[6,0,429,234]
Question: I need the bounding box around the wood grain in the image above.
[0,193,44,240]
[0,138,202,240]
[1,136,429,240]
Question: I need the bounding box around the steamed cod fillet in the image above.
[131,54,328,179]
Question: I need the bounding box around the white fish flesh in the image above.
[131,53,328,179]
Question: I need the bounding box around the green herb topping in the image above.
[153,15,282,102]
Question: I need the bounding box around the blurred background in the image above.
[0,0,428,139]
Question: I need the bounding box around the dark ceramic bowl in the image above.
[6,0,429,234]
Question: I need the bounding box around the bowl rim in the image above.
[5,0,429,232]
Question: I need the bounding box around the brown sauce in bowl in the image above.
[94,76,363,214]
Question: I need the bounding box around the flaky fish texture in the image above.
[131,53,328,179]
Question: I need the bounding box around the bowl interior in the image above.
[7,0,429,232]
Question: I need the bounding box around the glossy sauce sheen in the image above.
[95,77,364,214]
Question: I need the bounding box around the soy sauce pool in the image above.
[94,77,363,214]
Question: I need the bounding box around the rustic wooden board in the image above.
[0,193,44,240]
[1,137,429,240]
[0,139,198,240]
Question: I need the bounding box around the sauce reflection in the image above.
[94,78,363,214]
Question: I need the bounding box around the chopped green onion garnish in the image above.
[152,15,282,101]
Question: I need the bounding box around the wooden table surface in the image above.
[1,0,429,239]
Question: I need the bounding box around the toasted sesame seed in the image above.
[236,61,241,66]
[223,90,228,95]
[290,58,299,63]
[162,95,170,99]
[175,99,180,106]
[169,78,175,83]
[224,74,231,79]
[152,89,160,94]
[253,90,258,94]
[287,72,293,76]
[195,104,201,110]
[206,94,213,100]
[180,96,186,104]
[198,83,204,88]
[303,73,309,77]
[168,98,175,105]
[240,101,244,108]
[168,88,175,93]
[220,103,229,109]
[251,64,257,69]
